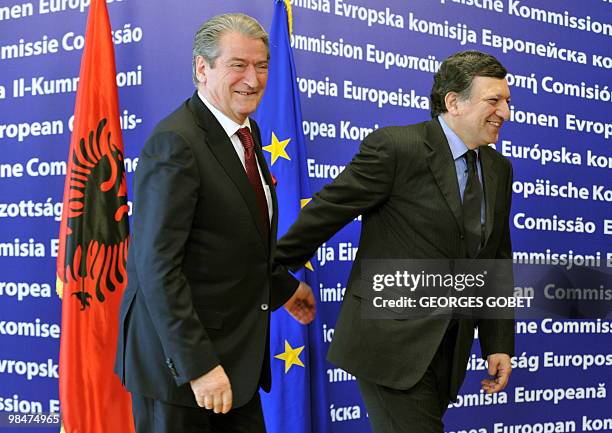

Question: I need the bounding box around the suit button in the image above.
[261,304,269,311]
[460,234,465,240]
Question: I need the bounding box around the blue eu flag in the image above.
[254,1,330,432]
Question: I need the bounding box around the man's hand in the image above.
[284,281,316,324]
[190,365,232,414]
[481,353,512,394]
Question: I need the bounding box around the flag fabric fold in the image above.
[254,1,330,432]
[56,0,133,431]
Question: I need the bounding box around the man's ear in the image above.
[444,92,461,116]
[195,55,207,85]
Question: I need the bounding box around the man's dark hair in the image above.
[430,50,507,118]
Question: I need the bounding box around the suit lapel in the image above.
[424,119,463,233]
[480,146,498,247]
[252,122,276,249]
[188,93,269,247]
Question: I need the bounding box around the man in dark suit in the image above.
[115,13,315,433]
[276,50,514,432]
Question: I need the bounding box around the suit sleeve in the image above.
[269,261,299,310]
[132,130,219,386]
[479,160,515,359]
[249,120,300,310]
[276,127,397,269]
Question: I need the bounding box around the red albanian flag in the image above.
[56,0,133,431]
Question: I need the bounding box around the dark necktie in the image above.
[463,150,483,257]
[236,127,270,238]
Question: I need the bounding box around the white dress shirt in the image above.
[198,92,272,223]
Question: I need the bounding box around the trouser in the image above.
[357,322,459,433]
[130,391,266,433]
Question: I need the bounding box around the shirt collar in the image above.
[198,91,251,138]
[438,115,478,160]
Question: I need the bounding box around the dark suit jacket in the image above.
[276,118,514,399]
[115,92,298,408]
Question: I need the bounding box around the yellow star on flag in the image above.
[300,198,314,271]
[263,132,291,165]
[274,340,305,373]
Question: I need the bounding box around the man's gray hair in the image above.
[192,13,269,86]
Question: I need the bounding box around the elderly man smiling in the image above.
[115,13,315,433]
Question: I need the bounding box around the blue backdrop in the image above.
[0,0,610,432]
